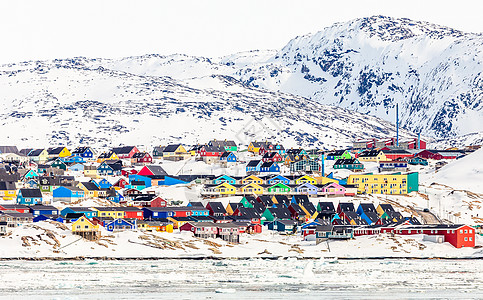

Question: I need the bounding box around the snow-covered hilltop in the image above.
[226,16,483,139]
[0,16,482,147]
[0,55,413,149]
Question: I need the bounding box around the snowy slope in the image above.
[423,148,483,193]
[0,57,414,149]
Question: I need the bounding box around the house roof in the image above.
[0,181,16,191]
[132,152,150,158]
[359,203,376,213]
[237,207,261,219]
[0,146,19,155]
[334,158,360,165]
[71,147,91,154]
[145,165,168,176]
[112,146,136,155]
[207,202,226,213]
[317,202,336,213]
[28,149,45,156]
[267,207,292,219]
[81,182,100,191]
[359,150,381,157]
[327,150,347,156]
[163,144,183,153]
[209,140,237,147]
[338,202,355,212]
[19,189,42,198]
[30,204,58,211]
[47,147,66,155]
[246,160,261,167]
[260,162,277,168]
[378,204,395,212]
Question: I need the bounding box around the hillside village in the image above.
[0,138,481,257]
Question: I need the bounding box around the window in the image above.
[469,230,472,233]
[470,237,473,241]
[464,237,468,241]
[460,229,463,234]
[465,229,468,233]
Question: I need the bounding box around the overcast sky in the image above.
[0,0,482,64]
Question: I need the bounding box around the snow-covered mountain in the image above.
[95,16,482,140]
[0,56,412,149]
[1,15,481,148]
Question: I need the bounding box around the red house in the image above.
[121,168,138,176]
[394,224,476,248]
[262,152,283,162]
[0,204,30,213]
[137,165,168,176]
[112,146,139,159]
[199,145,224,157]
[131,152,153,164]
[122,207,144,220]
[381,149,414,160]
[113,178,128,189]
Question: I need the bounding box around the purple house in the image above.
[319,182,346,196]
[295,183,318,195]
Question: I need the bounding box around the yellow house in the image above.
[347,173,418,195]
[162,144,190,160]
[28,149,49,163]
[226,203,241,215]
[248,141,270,153]
[47,147,71,158]
[215,182,237,195]
[295,175,317,185]
[313,176,338,185]
[0,189,17,201]
[241,183,264,194]
[71,216,100,240]
[241,175,263,185]
[92,207,125,219]
[77,182,100,198]
[138,221,174,233]
[167,217,189,229]
[358,150,387,162]
[97,151,119,163]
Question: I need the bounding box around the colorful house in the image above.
[52,186,85,202]
[0,182,17,201]
[347,172,419,195]
[241,175,264,185]
[71,147,95,159]
[104,218,137,231]
[61,207,97,219]
[77,182,100,198]
[219,152,237,164]
[204,182,237,195]
[162,144,190,161]
[97,151,119,163]
[27,149,49,163]
[326,150,351,160]
[267,175,291,185]
[319,182,346,196]
[295,175,317,185]
[248,141,271,154]
[47,147,71,158]
[111,146,139,159]
[23,169,39,179]
[246,160,262,173]
[131,152,153,165]
[71,216,100,241]
[137,165,168,177]
[295,182,318,195]
[213,175,237,185]
[208,140,238,152]
[290,159,319,172]
[16,188,43,205]
[259,162,280,173]
[333,158,364,171]
[240,183,264,194]
[97,160,123,176]
[357,150,387,162]
[29,204,58,216]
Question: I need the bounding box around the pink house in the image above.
[320,182,345,196]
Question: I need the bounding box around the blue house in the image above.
[259,162,280,173]
[356,203,379,225]
[295,183,318,195]
[97,160,122,176]
[29,205,59,216]
[128,174,152,188]
[92,178,113,189]
[159,176,189,186]
[220,152,237,163]
[266,220,297,232]
[71,147,94,159]
[188,207,210,217]
[143,207,174,219]
[68,163,85,171]
[61,207,97,218]
[104,218,137,231]
[25,179,39,189]
[53,186,85,202]
[246,160,262,173]
[24,169,39,180]
[107,191,124,203]
[267,175,291,185]
[213,174,237,185]
[16,189,43,205]
[62,156,86,163]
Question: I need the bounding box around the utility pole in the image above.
[396,103,399,147]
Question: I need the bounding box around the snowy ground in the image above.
[0,221,482,259]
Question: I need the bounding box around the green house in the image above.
[51,159,67,170]
[333,158,364,170]
[267,183,291,193]
[407,172,419,193]
[240,196,256,208]
[326,150,352,161]
[261,207,292,223]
